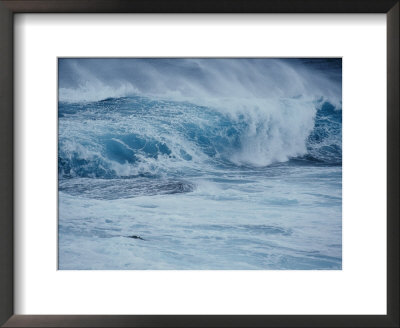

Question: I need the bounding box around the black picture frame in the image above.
[0,1,398,327]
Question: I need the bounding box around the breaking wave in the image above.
[58,58,342,179]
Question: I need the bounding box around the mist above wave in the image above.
[59,58,342,107]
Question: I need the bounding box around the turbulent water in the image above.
[58,58,342,270]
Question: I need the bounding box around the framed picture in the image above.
[0,0,398,327]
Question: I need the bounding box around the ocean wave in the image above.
[58,95,341,179]
[59,59,341,178]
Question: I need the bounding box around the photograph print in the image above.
[58,58,342,270]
